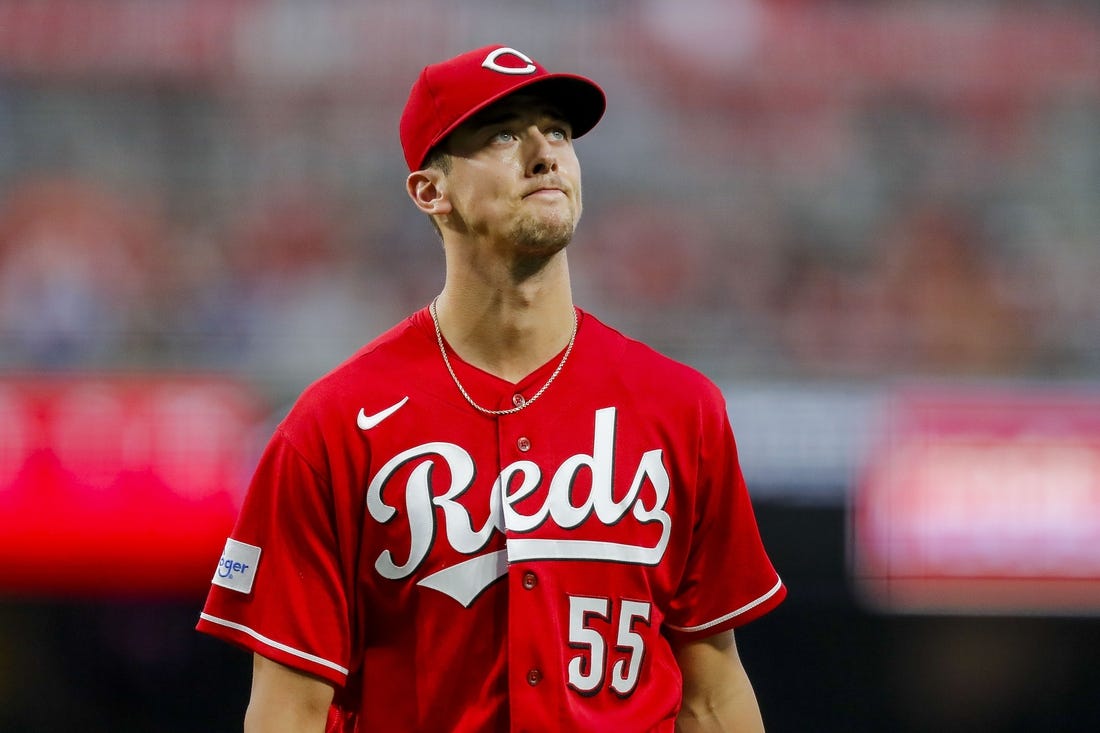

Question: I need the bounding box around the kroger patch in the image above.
[211,538,262,594]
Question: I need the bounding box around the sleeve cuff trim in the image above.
[667,576,785,633]
[198,612,349,676]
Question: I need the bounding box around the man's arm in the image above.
[673,630,766,733]
[244,654,334,733]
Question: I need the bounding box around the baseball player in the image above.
[197,45,785,732]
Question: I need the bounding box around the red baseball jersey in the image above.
[197,306,785,732]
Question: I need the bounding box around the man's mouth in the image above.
[524,187,566,199]
[524,179,568,198]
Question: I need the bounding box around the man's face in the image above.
[438,94,583,259]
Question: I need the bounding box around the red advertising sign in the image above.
[852,386,1100,615]
[0,375,264,598]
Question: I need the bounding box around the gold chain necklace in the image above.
[430,297,578,416]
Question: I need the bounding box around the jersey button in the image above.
[512,393,526,408]
[522,571,537,590]
[526,668,542,686]
[517,436,531,452]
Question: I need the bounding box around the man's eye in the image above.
[546,127,570,141]
[491,130,516,143]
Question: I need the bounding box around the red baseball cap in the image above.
[399,45,606,171]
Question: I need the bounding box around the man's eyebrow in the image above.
[469,110,522,129]
[467,103,569,131]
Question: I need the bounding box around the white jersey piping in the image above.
[666,576,784,633]
[199,612,349,676]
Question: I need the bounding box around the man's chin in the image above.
[511,217,576,255]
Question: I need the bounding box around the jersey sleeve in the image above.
[663,392,786,642]
[196,426,352,687]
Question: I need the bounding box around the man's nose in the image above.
[524,130,558,176]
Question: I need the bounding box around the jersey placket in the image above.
[496,391,560,732]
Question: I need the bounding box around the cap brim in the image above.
[423,74,606,166]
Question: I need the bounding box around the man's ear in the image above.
[406,169,452,217]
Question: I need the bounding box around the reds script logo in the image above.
[366,407,671,607]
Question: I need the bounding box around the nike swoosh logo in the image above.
[357,396,409,430]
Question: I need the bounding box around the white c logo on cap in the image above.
[481,47,537,75]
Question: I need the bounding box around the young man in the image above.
[198,45,785,732]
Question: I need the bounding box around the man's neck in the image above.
[434,254,576,383]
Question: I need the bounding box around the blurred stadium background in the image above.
[1,0,1098,730]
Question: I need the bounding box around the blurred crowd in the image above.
[0,0,1097,403]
